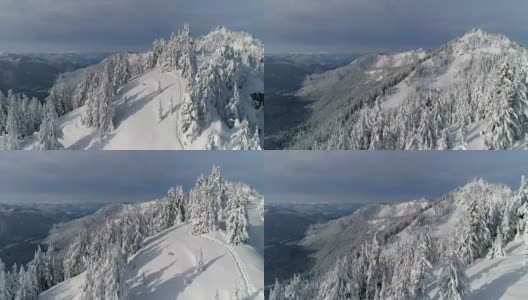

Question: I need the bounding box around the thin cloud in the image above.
[265,0,528,53]
[0,0,262,52]
[0,151,263,204]
[265,151,528,204]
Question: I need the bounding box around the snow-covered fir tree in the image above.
[5,96,21,150]
[269,279,285,300]
[226,188,249,245]
[230,118,260,150]
[36,99,63,150]
[0,259,7,300]
[410,233,433,299]
[317,256,353,300]
[488,231,506,259]
[438,252,470,300]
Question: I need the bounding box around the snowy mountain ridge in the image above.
[0,166,264,300]
[269,177,528,299]
[287,28,528,150]
[0,25,263,150]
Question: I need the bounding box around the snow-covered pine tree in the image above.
[82,247,126,300]
[410,233,433,299]
[284,273,302,300]
[516,176,528,240]
[226,83,240,128]
[488,231,506,259]
[268,279,285,300]
[180,83,201,144]
[44,244,62,288]
[73,72,92,109]
[64,229,90,279]
[437,128,449,150]
[249,126,262,150]
[7,263,18,300]
[226,188,249,245]
[191,175,210,235]
[104,248,127,300]
[112,53,130,90]
[15,263,38,300]
[210,165,225,220]
[483,61,522,149]
[6,97,21,150]
[229,118,254,150]
[317,256,353,300]
[178,24,197,81]
[97,70,115,139]
[438,252,470,300]
[36,98,63,150]
[0,259,7,300]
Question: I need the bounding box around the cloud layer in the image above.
[0,151,262,204]
[0,0,262,52]
[265,0,528,53]
[265,151,528,204]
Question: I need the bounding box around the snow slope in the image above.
[22,68,209,150]
[466,240,528,300]
[286,28,528,150]
[39,224,264,300]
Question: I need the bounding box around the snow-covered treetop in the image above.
[447,28,517,54]
[196,26,263,59]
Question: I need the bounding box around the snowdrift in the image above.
[40,224,264,300]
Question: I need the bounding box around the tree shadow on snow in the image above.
[113,83,175,128]
[128,254,225,300]
[68,131,99,150]
[506,241,525,255]
[468,266,528,300]
[469,259,505,282]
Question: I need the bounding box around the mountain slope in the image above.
[287,29,528,150]
[268,178,528,299]
[22,68,191,150]
[39,224,264,300]
[4,26,263,150]
[466,240,528,300]
[301,199,431,275]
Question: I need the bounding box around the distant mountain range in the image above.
[0,52,109,100]
[0,202,103,267]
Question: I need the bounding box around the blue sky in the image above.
[0,151,263,204]
[0,0,262,52]
[265,0,528,53]
[265,151,528,204]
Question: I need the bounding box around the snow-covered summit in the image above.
[447,28,516,54]
[288,28,528,150]
[270,177,528,299]
[0,166,263,300]
[1,25,263,150]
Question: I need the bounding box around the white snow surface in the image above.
[39,201,264,300]
[21,68,229,150]
[465,240,528,300]
[39,224,263,300]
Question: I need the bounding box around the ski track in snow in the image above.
[202,233,253,297]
